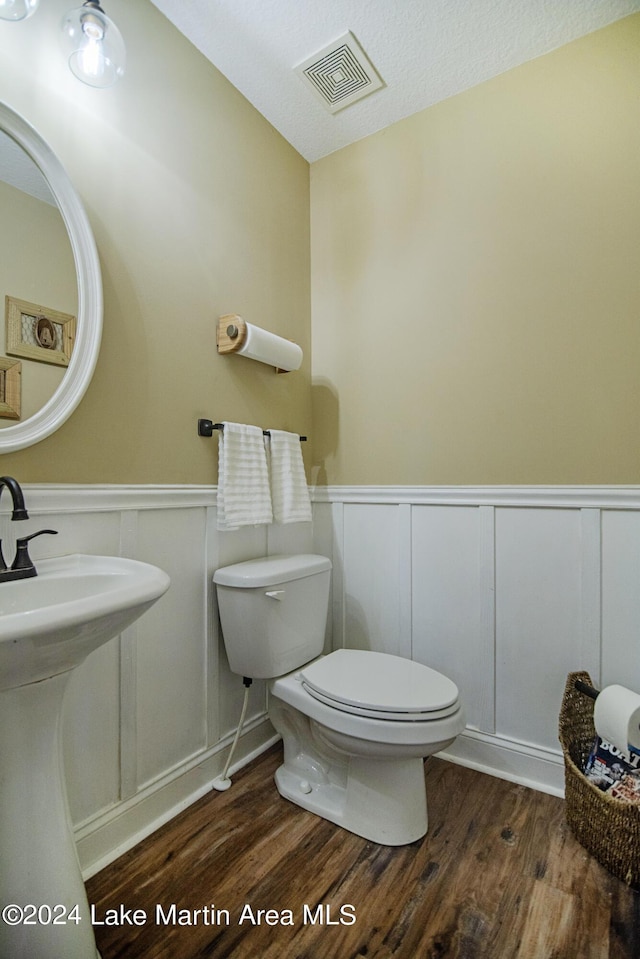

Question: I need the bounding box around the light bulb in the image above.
[61,1,125,88]
[0,0,39,21]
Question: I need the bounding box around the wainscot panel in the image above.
[312,486,640,798]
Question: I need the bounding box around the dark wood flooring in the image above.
[86,745,640,958]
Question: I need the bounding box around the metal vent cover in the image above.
[295,31,384,114]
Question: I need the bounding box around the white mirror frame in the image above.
[0,101,102,452]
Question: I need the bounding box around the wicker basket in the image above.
[559,671,640,888]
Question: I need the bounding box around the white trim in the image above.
[398,503,412,660]
[439,728,565,797]
[311,486,640,509]
[77,719,278,878]
[7,484,640,516]
[580,508,602,685]
[478,505,496,734]
[2,484,217,514]
[118,511,139,801]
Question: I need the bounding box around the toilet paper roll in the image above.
[594,684,640,757]
[237,323,303,372]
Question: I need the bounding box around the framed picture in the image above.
[5,295,76,368]
[0,355,21,420]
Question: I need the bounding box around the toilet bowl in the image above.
[269,648,465,844]
[213,554,466,845]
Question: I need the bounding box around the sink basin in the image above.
[0,553,170,959]
[0,553,170,690]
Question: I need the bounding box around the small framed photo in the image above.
[0,355,22,420]
[5,295,76,368]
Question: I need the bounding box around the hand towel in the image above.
[216,422,273,530]
[267,429,312,524]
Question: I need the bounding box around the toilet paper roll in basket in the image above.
[593,684,640,759]
[216,314,302,372]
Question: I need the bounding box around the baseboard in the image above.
[77,719,565,880]
[77,719,279,879]
[438,728,565,798]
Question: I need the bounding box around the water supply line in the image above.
[212,677,253,791]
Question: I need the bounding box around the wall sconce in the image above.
[61,0,125,88]
[0,0,38,21]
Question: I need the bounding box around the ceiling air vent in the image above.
[295,31,384,114]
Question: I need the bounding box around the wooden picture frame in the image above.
[5,295,76,367]
[0,356,21,420]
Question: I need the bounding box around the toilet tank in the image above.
[213,554,332,679]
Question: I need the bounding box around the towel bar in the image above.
[197,419,307,441]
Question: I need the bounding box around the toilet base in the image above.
[274,753,428,845]
[269,696,429,845]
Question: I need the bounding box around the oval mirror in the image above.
[0,101,102,452]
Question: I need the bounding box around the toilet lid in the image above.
[300,649,459,722]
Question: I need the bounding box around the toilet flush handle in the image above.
[265,589,286,601]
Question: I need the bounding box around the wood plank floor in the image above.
[86,746,640,958]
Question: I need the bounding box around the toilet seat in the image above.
[300,649,459,722]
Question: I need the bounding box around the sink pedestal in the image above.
[0,671,100,959]
[0,553,170,957]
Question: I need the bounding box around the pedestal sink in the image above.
[0,554,170,959]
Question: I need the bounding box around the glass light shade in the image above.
[61,1,125,88]
[0,0,39,21]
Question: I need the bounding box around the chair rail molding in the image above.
[311,485,640,509]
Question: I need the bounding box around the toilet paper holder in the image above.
[574,678,599,700]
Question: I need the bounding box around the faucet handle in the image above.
[11,529,58,574]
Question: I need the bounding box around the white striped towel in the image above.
[267,429,312,524]
[216,422,273,531]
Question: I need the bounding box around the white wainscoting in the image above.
[312,487,640,798]
[4,485,640,877]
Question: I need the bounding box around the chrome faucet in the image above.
[0,476,57,582]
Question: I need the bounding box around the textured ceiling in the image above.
[149,0,640,162]
[0,132,55,204]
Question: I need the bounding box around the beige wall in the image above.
[310,14,640,486]
[0,0,310,483]
[1,9,638,487]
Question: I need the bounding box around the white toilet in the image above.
[214,553,465,845]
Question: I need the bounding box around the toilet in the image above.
[214,553,465,845]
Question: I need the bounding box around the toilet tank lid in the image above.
[214,553,331,588]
